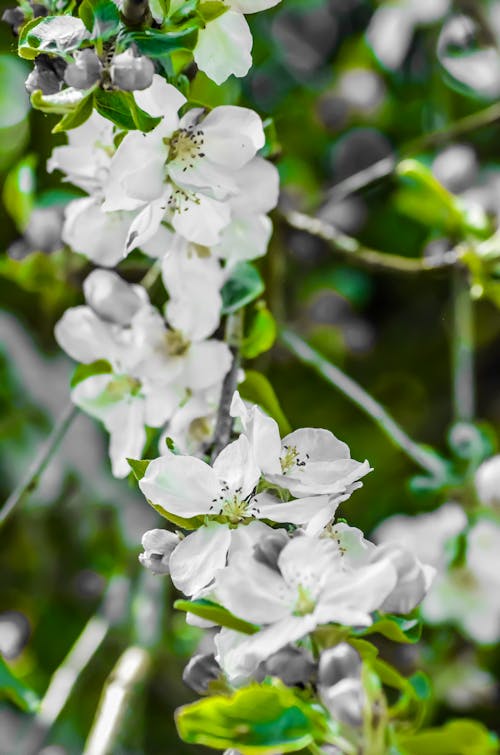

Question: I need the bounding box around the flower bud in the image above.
[83,269,149,326]
[318,644,361,688]
[260,645,315,687]
[475,455,500,508]
[139,529,179,575]
[372,543,434,614]
[182,653,221,695]
[25,55,66,95]
[319,677,365,729]
[64,48,102,90]
[253,531,288,572]
[110,48,155,91]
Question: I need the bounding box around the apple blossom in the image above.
[139,529,180,575]
[475,455,500,508]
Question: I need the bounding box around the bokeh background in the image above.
[1,0,500,752]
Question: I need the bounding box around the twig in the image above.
[452,267,475,422]
[283,209,458,273]
[83,646,151,755]
[15,577,130,755]
[280,329,448,479]
[210,311,244,461]
[0,403,78,527]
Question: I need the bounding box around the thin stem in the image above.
[280,329,448,479]
[83,646,150,755]
[0,403,78,527]
[283,210,457,274]
[210,310,244,461]
[452,266,475,422]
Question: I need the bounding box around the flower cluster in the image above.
[139,392,435,682]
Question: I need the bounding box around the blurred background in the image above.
[1,0,500,752]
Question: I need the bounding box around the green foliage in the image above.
[354,613,422,644]
[31,86,93,115]
[79,0,120,40]
[175,681,328,753]
[0,657,40,713]
[221,262,265,314]
[241,302,277,360]
[93,90,161,131]
[397,720,499,754]
[52,93,94,133]
[238,370,292,436]
[3,155,37,232]
[18,15,88,59]
[121,27,198,58]
[70,360,113,388]
[174,598,259,635]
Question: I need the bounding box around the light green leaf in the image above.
[354,613,422,644]
[31,86,91,115]
[127,457,151,481]
[174,598,259,635]
[175,681,327,753]
[93,89,161,131]
[52,92,94,133]
[397,720,498,754]
[2,154,37,232]
[0,657,40,713]
[239,370,292,436]
[241,303,277,360]
[221,262,265,314]
[198,1,228,23]
[71,359,113,389]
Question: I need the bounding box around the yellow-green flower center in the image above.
[294,584,316,616]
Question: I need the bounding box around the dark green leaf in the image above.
[52,92,94,133]
[239,370,292,436]
[93,89,161,131]
[70,359,113,388]
[79,0,120,39]
[221,262,265,314]
[121,26,198,58]
[174,599,259,635]
[175,681,327,753]
[0,657,40,713]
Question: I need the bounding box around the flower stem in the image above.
[280,329,448,479]
[452,266,475,423]
[0,403,78,528]
[283,209,457,274]
[210,310,244,461]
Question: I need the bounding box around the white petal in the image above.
[254,492,339,528]
[227,0,282,12]
[106,398,147,478]
[103,130,166,212]
[230,157,280,215]
[194,11,252,85]
[63,198,134,266]
[216,558,292,624]
[171,192,231,245]
[170,523,232,595]
[55,305,120,365]
[183,340,232,391]
[214,213,272,262]
[213,435,261,498]
[134,74,185,127]
[200,105,265,169]
[230,393,282,475]
[124,196,170,255]
[139,453,218,517]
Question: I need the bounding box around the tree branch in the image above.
[283,209,458,273]
[210,311,244,461]
[452,267,475,422]
[280,329,448,479]
[0,403,78,527]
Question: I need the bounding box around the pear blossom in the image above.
[214,534,398,680]
[374,505,500,643]
[193,0,283,85]
[102,75,266,249]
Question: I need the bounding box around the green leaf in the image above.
[70,359,113,388]
[241,303,277,360]
[261,117,281,159]
[79,0,120,39]
[2,154,37,232]
[19,15,88,59]
[31,86,91,115]
[239,370,292,436]
[174,599,259,635]
[0,657,40,713]
[397,720,499,755]
[121,26,198,58]
[93,89,161,131]
[175,681,327,753]
[127,457,151,481]
[354,613,422,644]
[198,1,228,23]
[52,92,94,133]
[221,262,265,314]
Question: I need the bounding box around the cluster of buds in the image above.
[64,46,155,92]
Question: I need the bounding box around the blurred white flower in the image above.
[475,455,500,508]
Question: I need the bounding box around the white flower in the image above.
[475,455,500,508]
[194,0,282,85]
[214,534,397,680]
[159,388,221,456]
[139,528,180,575]
[231,392,371,514]
[102,75,265,248]
[374,505,500,643]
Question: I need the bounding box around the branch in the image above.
[83,646,150,755]
[210,311,244,461]
[283,209,458,273]
[280,329,448,479]
[452,267,475,422]
[0,403,78,527]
